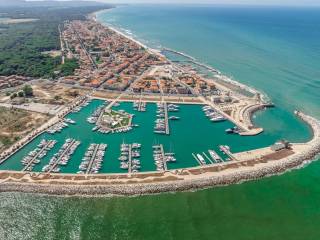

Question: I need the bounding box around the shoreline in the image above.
[91,9,273,135]
[0,111,319,197]
[0,9,319,197]
[92,8,271,103]
[91,9,164,59]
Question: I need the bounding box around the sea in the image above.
[1,5,320,239]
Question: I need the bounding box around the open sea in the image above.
[1,5,320,239]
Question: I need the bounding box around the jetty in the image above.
[164,102,170,135]
[128,144,132,174]
[46,139,79,174]
[153,144,168,171]
[160,144,168,171]
[202,152,214,165]
[219,145,237,161]
[192,153,206,166]
[86,144,99,174]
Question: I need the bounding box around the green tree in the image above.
[18,91,25,98]
[10,93,17,99]
[23,85,33,97]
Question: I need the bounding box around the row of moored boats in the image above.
[21,139,57,171]
[202,105,226,122]
[153,144,176,171]
[133,101,146,112]
[71,99,91,113]
[119,143,141,173]
[42,138,80,173]
[78,143,107,174]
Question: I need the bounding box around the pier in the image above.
[47,139,77,173]
[192,153,205,166]
[219,145,237,161]
[137,94,146,112]
[164,102,170,135]
[22,140,56,172]
[202,152,214,165]
[128,144,132,174]
[153,144,168,171]
[160,144,168,171]
[86,144,99,174]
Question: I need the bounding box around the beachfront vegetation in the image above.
[0,4,109,78]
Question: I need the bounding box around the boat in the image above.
[64,118,76,124]
[210,115,226,122]
[169,116,180,120]
[196,154,206,165]
[225,127,240,134]
[92,126,99,131]
[118,156,128,161]
[208,150,222,162]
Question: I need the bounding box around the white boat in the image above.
[196,154,206,165]
[208,150,222,162]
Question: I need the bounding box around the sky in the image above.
[89,0,320,5]
[25,0,320,6]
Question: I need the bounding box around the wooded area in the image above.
[0,4,108,78]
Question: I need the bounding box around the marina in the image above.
[1,4,320,240]
[0,99,312,174]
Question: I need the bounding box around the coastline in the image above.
[92,8,270,103]
[0,111,319,197]
[91,8,164,58]
[0,9,319,197]
[91,9,273,135]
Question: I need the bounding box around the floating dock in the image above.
[192,153,206,166]
[164,102,170,135]
[160,144,168,171]
[128,144,132,174]
[47,139,77,173]
[86,144,101,174]
[202,152,214,165]
[22,140,56,172]
[219,145,237,161]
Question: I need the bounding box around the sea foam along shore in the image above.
[92,8,271,104]
[91,9,163,58]
[0,111,319,197]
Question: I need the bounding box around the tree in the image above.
[54,95,61,100]
[10,93,17,99]
[23,85,33,97]
[18,91,25,98]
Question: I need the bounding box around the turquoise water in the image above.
[2,100,302,173]
[1,5,320,239]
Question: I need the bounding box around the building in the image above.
[271,140,291,151]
